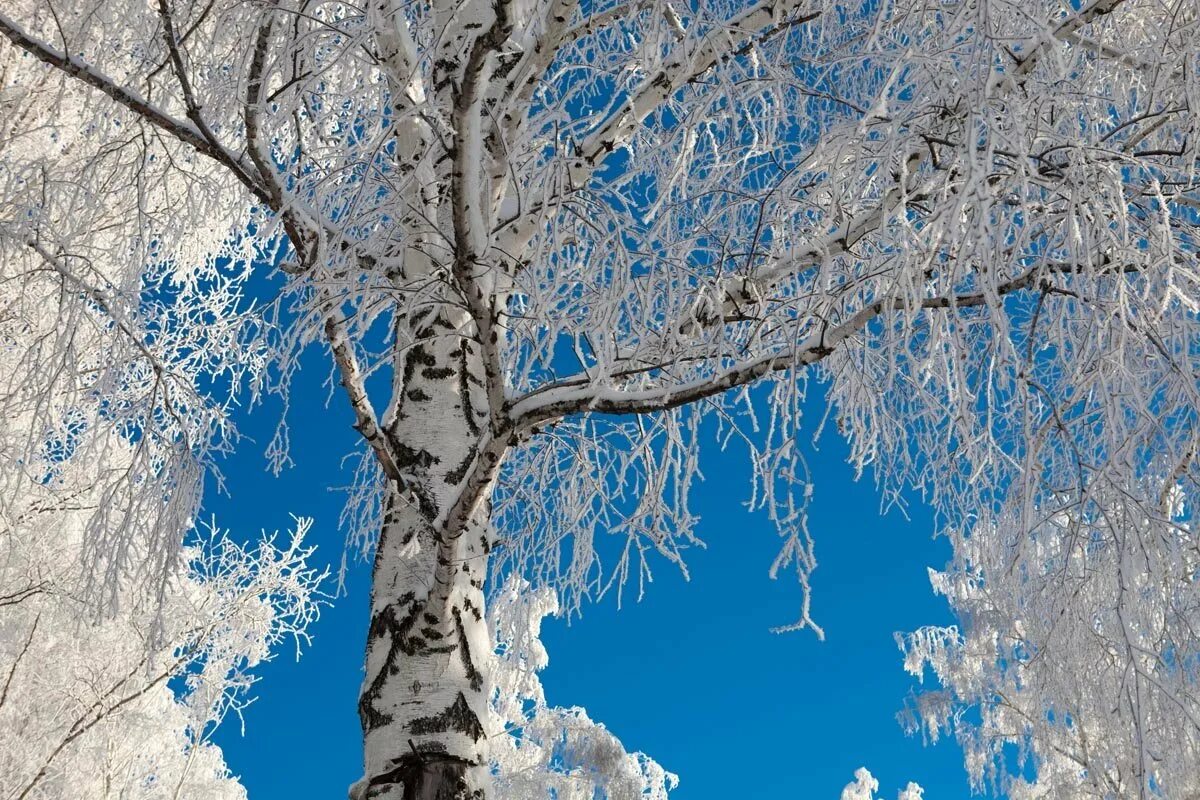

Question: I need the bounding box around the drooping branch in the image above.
[14,235,200,425]
[0,8,333,268]
[695,0,1139,329]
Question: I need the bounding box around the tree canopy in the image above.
[2,0,1199,796]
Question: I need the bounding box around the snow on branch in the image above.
[573,0,821,172]
[0,10,269,205]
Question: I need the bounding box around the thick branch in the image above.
[559,0,649,46]
[999,0,1131,90]
[511,316,854,423]
[498,0,580,138]
[509,260,1110,423]
[244,4,282,205]
[451,4,516,431]
[426,432,510,623]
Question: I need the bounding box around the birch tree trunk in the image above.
[355,311,495,800]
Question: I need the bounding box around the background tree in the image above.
[0,126,327,797]
[839,768,922,800]
[2,0,1199,798]
[0,507,324,800]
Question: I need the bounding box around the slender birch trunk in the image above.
[354,312,494,800]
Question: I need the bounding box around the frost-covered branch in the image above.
[574,0,820,170]
[509,258,1094,423]
[0,234,326,797]
[487,578,678,799]
[839,768,923,800]
[0,10,270,205]
[324,311,404,483]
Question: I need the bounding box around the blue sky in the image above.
[206,342,977,799]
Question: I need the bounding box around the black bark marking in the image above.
[452,607,484,692]
[421,366,455,380]
[394,443,440,470]
[444,444,478,486]
[392,344,428,422]
[409,692,485,741]
[360,596,415,731]
[366,748,483,800]
[359,594,457,732]
[389,444,440,518]
[461,596,483,623]
[456,345,481,436]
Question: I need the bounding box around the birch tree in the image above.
[0,509,325,800]
[2,0,1199,797]
[0,137,328,799]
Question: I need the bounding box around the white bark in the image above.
[353,312,495,800]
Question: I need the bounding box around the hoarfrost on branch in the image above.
[2,0,1199,796]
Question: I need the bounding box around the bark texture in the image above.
[354,312,493,800]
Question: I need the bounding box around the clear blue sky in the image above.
[207,343,977,799]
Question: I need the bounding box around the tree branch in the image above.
[426,431,510,623]
[451,2,518,431]
[510,258,1123,424]
[244,3,282,205]
[498,0,580,139]
[753,0,1133,292]
[0,10,272,206]
[574,0,819,170]
[241,2,316,263]
[324,311,404,484]
[559,0,649,46]
[0,614,39,710]
[998,0,1131,91]
[13,235,201,437]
